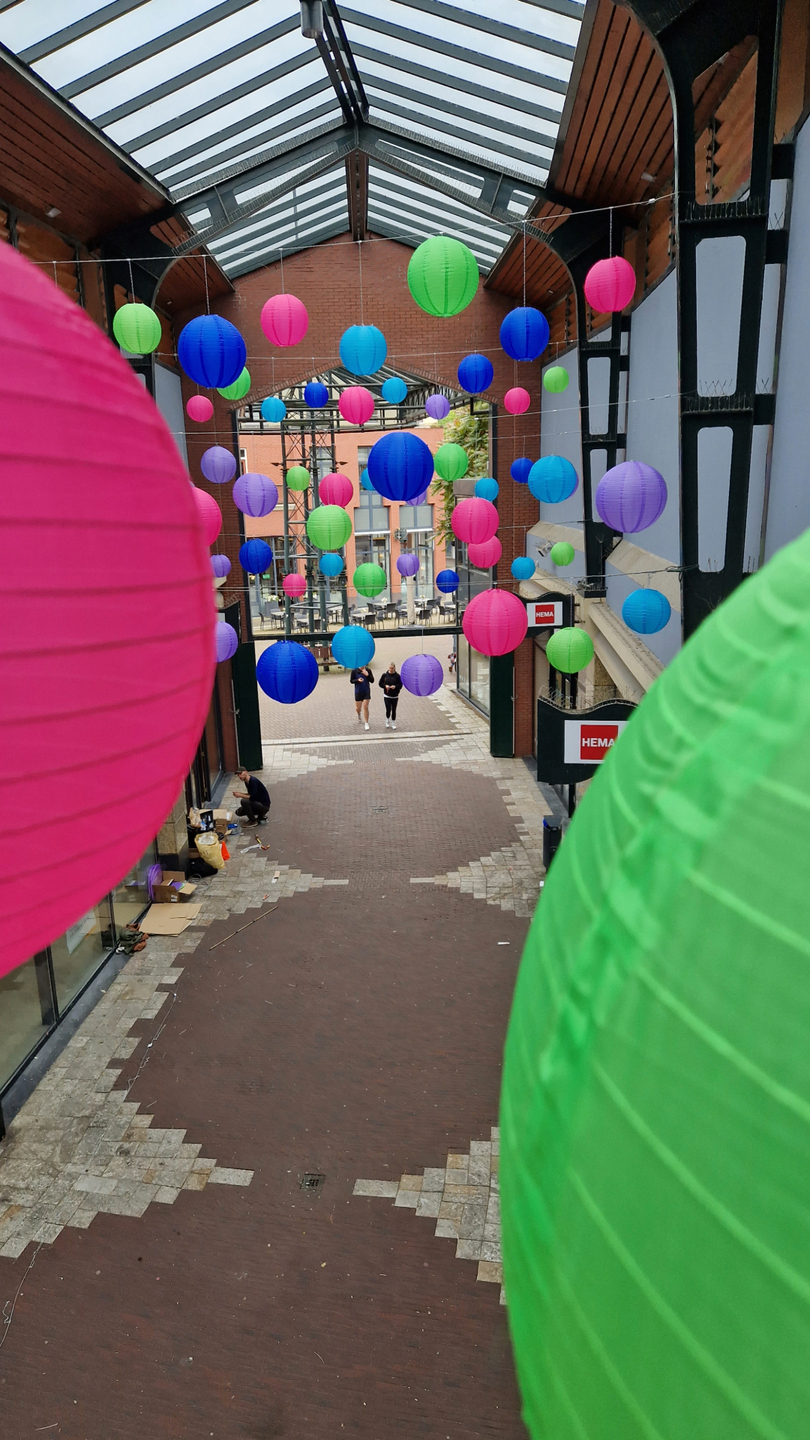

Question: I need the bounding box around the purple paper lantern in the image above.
[397,552,420,577]
[232,471,279,517]
[426,393,451,420]
[200,445,237,485]
[215,621,238,663]
[595,460,668,533]
[401,654,443,696]
[211,555,231,578]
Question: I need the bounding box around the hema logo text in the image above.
[563,718,628,764]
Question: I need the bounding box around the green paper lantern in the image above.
[217,366,251,400]
[501,525,810,1440]
[433,442,469,482]
[407,236,479,317]
[286,466,310,492]
[306,504,351,550]
[550,541,575,566]
[543,365,570,394]
[112,302,162,355]
[353,563,387,597]
[545,626,593,673]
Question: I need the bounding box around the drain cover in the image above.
[371,806,388,813]
[300,1173,325,1193]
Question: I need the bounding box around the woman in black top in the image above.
[379,663,403,730]
[350,665,374,729]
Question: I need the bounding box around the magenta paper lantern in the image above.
[462,588,528,657]
[0,242,214,977]
[401,654,443,696]
[426,393,451,420]
[468,536,502,568]
[283,573,307,598]
[200,445,236,484]
[187,394,213,422]
[192,487,222,546]
[232,471,278,518]
[339,386,375,424]
[261,293,308,347]
[504,387,531,415]
[595,460,668,533]
[319,472,353,507]
[396,551,420,577]
[215,620,238,662]
[452,496,499,545]
[583,256,636,313]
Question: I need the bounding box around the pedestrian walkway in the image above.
[0,681,549,1438]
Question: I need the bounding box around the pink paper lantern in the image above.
[319,472,353,507]
[462,588,528,657]
[339,386,375,424]
[468,536,502,567]
[283,573,307,598]
[0,242,215,978]
[186,394,213,422]
[261,293,308,347]
[452,496,499,545]
[583,256,636,313]
[504,387,531,415]
[192,487,222,545]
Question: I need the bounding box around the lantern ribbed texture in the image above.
[595,460,668,532]
[583,255,636,312]
[318,473,353,507]
[211,554,231,577]
[353,563,387,597]
[407,236,479,316]
[338,386,375,424]
[285,466,310,492]
[425,393,451,420]
[452,497,499,545]
[187,394,213,422]
[468,536,502,568]
[0,242,214,975]
[178,314,246,389]
[192,488,222,545]
[112,302,162,355]
[504,387,531,415]
[545,626,594,673]
[217,366,251,400]
[359,467,375,492]
[543,366,570,394]
[500,307,550,362]
[434,442,469,482]
[331,626,375,669]
[256,641,318,704]
[367,431,434,502]
[511,556,535,580]
[200,446,236,485]
[396,552,420,577]
[282,573,307,597]
[474,479,498,502]
[511,458,533,485]
[232,472,278,518]
[381,376,408,403]
[550,541,575,567]
[260,396,286,422]
[401,654,443,696]
[458,353,494,394]
[339,324,387,375]
[239,538,272,574]
[528,456,579,504]
[215,621,238,662]
[319,553,344,577]
[436,569,460,593]
[304,381,329,407]
[306,504,352,550]
[462,588,528,656]
[622,587,672,633]
[260,293,308,347]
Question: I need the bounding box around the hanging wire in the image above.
[279,248,285,293]
[203,255,210,314]
[609,206,614,258]
[522,219,527,309]
[127,257,135,298]
[357,239,364,325]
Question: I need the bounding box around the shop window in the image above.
[0,955,53,1093]
[50,897,114,1012]
[456,635,490,716]
[112,843,157,930]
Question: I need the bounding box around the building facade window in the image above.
[456,635,490,716]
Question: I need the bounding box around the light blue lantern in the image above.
[261,396,286,422]
[622,587,672,634]
[381,376,408,404]
[319,553,344,577]
[511,556,536,580]
[528,455,579,504]
[331,625,376,669]
[475,477,499,501]
[359,467,375,492]
[339,325,387,376]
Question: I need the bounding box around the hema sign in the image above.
[527,599,564,628]
[564,719,629,764]
[536,696,637,784]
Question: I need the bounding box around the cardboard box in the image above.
[152,870,197,904]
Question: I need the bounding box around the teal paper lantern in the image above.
[475,477,499,501]
[339,325,387,376]
[529,455,579,504]
[622,587,671,634]
[331,626,375,669]
[261,396,286,422]
[319,553,344,577]
[381,376,407,404]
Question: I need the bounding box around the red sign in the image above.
[527,600,563,628]
[564,718,628,764]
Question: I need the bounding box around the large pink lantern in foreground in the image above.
[468,536,502,568]
[583,256,636,313]
[319,472,353,507]
[192,487,223,545]
[452,496,499,545]
[339,386,375,424]
[0,243,214,977]
[462,588,528,656]
[261,293,308,347]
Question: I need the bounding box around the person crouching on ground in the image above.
[379,662,403,729]
[233,768,270,826]
[351,663,374,729]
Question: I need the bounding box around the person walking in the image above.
[232,768,270,825]
[379,663,403,730]
[350,663,374,729]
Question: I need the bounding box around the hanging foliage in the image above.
[431,405,490,547]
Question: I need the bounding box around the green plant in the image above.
[430,405,490,545]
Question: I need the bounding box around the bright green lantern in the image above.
[306,504,351,550]
[543,365,569,394]
[433,442,469,482]
[112,302,162,355]
[545,626,593,673]
[353,563,387,597]
[407,236,479,317]
[501,522,810,1440]
[550,541,575,566]
[286,466,310,492]
[218,366,251,400]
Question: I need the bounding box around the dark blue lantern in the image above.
[239,538,273,573]
[436,569,460,593]
[500,306,550,362]
[622,587,672,634]
[261,396,286,422]
[381,376,408,404]
[511,457,533,485]
[528,455,579,504]
[304,381,329,407]
[177,315,246,389]
[458,353,494,394]
[359,467,375,492]
[256,641,319,705]
[339,324,387,376]
[367,431,434,502]
[319,552,344,577]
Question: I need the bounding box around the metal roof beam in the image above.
[346,149,369,240]
[223,219,351,278]
[19,0,151,63]
[363,73,558,149]
[353,43,562,126]
[360,126,541,231]
[368,95,554,173]
[209,178,349,256]
[342,0,576,65]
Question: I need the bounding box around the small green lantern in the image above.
[306,504,351,550]
[218,366,251,400]
[550,541,575,567]
[433,442,469,482]
[543,366,569,394]
[353,563,387,597]
[546,627,593,674]
[407,236,479,317]
[286,466,310,492]
[112,302,162,355]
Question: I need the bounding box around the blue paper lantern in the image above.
[381,376,408,404]
[256,641,318,704]
[261,396,286,422]
[177,315,246,389]
[511,457,533,485]
[511,556,536,580]
[359,467,375,492]
[528,455,579,504]
[500,306,550,362]
[239,538,273,574]
[211,554,231,578]
[458,353,494,394]
[319,552,344,577]
[475,477,499,501]
[622,587,672,634]
[367,431,434,502]
[304,381,329,407]
[436,569,460,594]
[331,625,376,669]
[339,325,387,376]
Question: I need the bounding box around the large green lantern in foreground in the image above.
[433,441,469,482]
[407,236,479,317]
[218,366,251,400]
[353,563,387,597]
[112,302,162,355]
[501,525,810,1440]
[306,504,351,551]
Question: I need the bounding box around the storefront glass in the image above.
[0,956,51,1093]
[456,635,490,716]
[112,845,156,930]
[50,897,114,1012]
